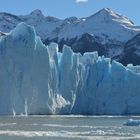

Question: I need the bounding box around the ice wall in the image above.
[0,23,140,115]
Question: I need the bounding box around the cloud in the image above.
[75,0,88,3]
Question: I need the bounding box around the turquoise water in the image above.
[0,115,140,140]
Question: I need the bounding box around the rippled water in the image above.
[0,115,140,140]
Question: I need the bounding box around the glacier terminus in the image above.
[0,23,140,116]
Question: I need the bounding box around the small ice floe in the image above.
[124,119,140,126]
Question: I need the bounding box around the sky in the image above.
[0,0,140,25]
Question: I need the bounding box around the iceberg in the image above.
[0,22,140,115]
[124,119,140,126]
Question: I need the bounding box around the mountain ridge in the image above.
[1,8,140,42]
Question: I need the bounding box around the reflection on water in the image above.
[0,115,140,140]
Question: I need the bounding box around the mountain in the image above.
[0,8,140,64]
[1,23,140,115]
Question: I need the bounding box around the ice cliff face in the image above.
[0,23,140,115]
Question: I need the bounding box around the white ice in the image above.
[124,119,140,126]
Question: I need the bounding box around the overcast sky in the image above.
[0,0,140,25]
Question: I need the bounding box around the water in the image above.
[0,115,140,140]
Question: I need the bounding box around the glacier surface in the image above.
[0,23,140,115]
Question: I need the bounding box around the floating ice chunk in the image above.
[124,119,140,126]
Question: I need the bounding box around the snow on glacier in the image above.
[0,22,140,115]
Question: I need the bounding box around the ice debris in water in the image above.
[124,119,140,126]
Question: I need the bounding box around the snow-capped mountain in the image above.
[49,8,140,43]
[0,8,140,64]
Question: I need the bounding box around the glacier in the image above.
[0,22,140,115]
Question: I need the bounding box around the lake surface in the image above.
[0,115,140,140]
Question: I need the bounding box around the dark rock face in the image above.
[71,34,105,55]
[119,33,140,66]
